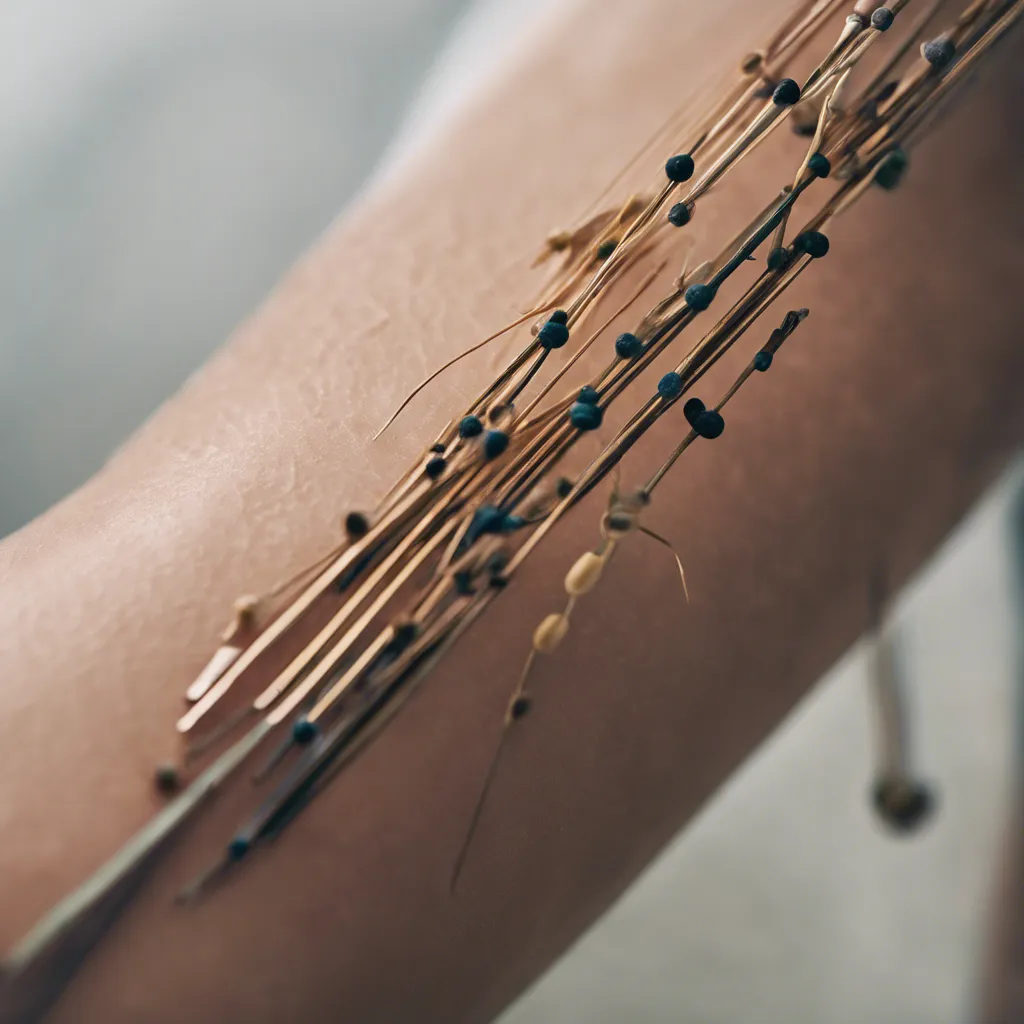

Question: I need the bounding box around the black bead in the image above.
[389,622,420,654]
[228,836,251,861]
[425,455,446,480]
[683,397,706,427]
[665,153,695,182]
[344,511,369,539]
[767,247,791,271]
[875,147,908,190]
[548,309,568,325]
[569,402,603,431]
[753,350,773,372]
[538,319,570,349]
[658,372,684,400]
[871,7,894,31]
[430,442,446,453]
[154,764,181,795]
[595,239,617,260]
[510,695,532,720]
[667,201,692,227]
[605,510,634,534]
[794,230,830,258]
[577,385,600,405]
[293,717,319,745]
[772,78,801,106]
[872,778,936,833]
[694,409,725,439]
[684,282,714,311]
[615,332,643,359]
[922,37,955,67]
[459,414,484,439]
[807,152,831,178]
[556,477,574,499]
[483,430,509,459]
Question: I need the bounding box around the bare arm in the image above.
[1,0,1023,1021]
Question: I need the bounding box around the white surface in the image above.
[0,1,1019,1021]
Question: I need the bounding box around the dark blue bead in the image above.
[548,309,568,325]
[538,320,570,349]
[425,456,446,479]
[795,230,830,258]
[595,240,617,260]
[922,37,955,67]
[577,385,600,405]
[430,442,446,453]
[773,78,801,106]
[871,7,894,31]
[665,153,695,182]
[503,514,527,532]
[875,148,908,190]
[615,332,643,359]
[767,247,791,271]
[658,372,684,400]
[293,717,319,745]
[753,350,773,372]
[685,282,714,311]
[459,415,483,438]
[569,402,603,431]
[510,695,532,720]
[483,430,509,459]
[467,505,506,544]
[807,152,831,178]
[683,397,706,427]
[694,409,725,439]
[228,836,251,861]
[667,201,692,227]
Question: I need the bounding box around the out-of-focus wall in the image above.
[0,0,469,537]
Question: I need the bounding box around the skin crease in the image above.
[0,0,1022,1020]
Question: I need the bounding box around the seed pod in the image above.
[565,551,605,596]
[533,613,570,653]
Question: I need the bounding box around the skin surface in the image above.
[0,0,1022,1020]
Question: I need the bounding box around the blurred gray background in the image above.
[0,1,1019,1020]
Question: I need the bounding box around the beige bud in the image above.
[533,613,570,654]
[565,551,605,596]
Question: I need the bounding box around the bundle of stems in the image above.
[7,0,1021,983]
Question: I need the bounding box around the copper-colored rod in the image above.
[515,264,667,425]
[176,476,439,732]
